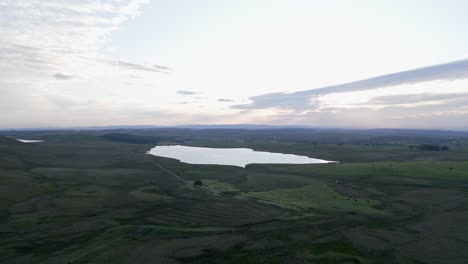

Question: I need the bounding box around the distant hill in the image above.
[1,124,468,134]
[0,125,165,131]
[174,124,316,130]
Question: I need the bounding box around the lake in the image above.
[146,145,333,167]
[16,139,45,143]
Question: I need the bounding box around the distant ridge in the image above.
[0,125,166,131]
[173,124,316,130]
[0,124,316,131]
[1,124,467,133]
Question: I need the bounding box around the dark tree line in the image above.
[409,144,449,151]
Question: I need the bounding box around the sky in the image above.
[1,0,468,129]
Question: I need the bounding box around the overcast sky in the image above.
[2,0,468,129]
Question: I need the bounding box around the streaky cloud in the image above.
[369,92,468,105]
[53,73,76,80]
[154,64,173,71]
[177,90,198,95]
[218,98,234,102]
[234,59,468,110]
[104,60,170,73]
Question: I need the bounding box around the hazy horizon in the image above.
[2,0,468,129]
[2,124,468,133]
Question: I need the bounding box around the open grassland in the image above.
[186,179,240,195]
[244,183,388,216]
[252,161,468,182]
[1,129,468,263]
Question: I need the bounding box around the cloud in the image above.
[234,59,468,110]
[0,0,159,128]
[154,64,173,71]
[103,60,171,73]
[265,99,468,130]
[177,90,198,95]
[1,1,467,130]
[0,0,153,80]
[0,80,239,129]
[368,93,468,105]
[53,73,76,80]
[218,98,234,102]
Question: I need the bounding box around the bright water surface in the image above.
[16,139,45,143]
[146,145,333,167]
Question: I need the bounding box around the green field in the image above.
[245,184,388,216]
[186,179,240,195]
[258,161,468,181]
[1,129,468,263]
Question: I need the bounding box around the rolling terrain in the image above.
[1,128,468,263]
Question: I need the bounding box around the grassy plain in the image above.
[1,128,468,263]
[244,184,387,216]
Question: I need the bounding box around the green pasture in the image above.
[244,182,388,216]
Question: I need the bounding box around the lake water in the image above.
[146,145,333,167]
[16,139,45,143]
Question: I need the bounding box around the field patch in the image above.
[241,172,316,192]
[0,170,51,211]
[257,161,468,181]
[146,200,284,227]
[244,183,389,216]
[130,186,174,202]
[186,179,240,195]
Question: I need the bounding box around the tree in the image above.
[193,180,203,187]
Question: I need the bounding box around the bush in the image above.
[193,180,203,187]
